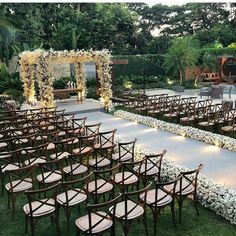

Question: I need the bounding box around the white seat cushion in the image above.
[24,157,46,166]
[75,211,112,234]
[1,163,19,173]
[134,163,159,176]
[15,138,28,144]
[73,147,92,154]
[57,189,87,206]
[21,147,35,155]
[110,200,144,220]
[37,170,62,184]
[50,151,70,160]
[112,152,132,162]
[87,179,113,194]
[0,142,7,148]
[23,198,55,217]
[89,158,110,168]
[140,189,172,206]
[62,138,79,144]
[46,143,55,150]
[164,179,194,196]
[114,172,138,185]
[63,164,88,175]
[94,143,114,149]
[5,178,33,192]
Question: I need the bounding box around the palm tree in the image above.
[0,15,17,67]
[194,53,217,86]
[163,36,200,85]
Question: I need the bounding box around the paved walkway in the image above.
[57,100,236,191]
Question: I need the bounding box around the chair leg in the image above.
[152,207,158,235]
[143,214,149,236]
[171,201,176,226]
[11,194,16,219]
[55,211,60,236]
[29,218,35,236]
[194,192,199,216]
[25,215,28,233]
[7,191,10,209]
[178,198,183,224]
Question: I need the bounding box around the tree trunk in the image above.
[179,69,183,85]
[194,69,202,87]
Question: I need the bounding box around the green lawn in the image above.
[0,190,236,236]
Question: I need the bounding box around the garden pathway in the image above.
[58,100,236,191]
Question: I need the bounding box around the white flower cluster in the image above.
[114,110,236,152]
[114,136,236,225]
[75,63,87,100]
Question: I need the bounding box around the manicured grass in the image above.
[0,190,236,236]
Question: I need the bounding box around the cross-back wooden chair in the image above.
[57,172,93,230]
[87,164,121,203]
[91,130,116,170]
[198,111,217,131]
[5,164,36,218]
[136,150,166,184]
[180,104,196,126]
[70,116,87,136]
[49,137,75,160]
[23,182,60,236]
[23,143,48,166]
[75,193,122,236]
[113,159,144,193]
[73,133,96,155]
[84,122,101,144]
[0,149,22,194]
[112,138,137,163]
[0,137,13,153]
[165,164,203,224]
[140,175,182,234]
[63,149,93,178]
[36,157,65,189]
[221,109,236,136]
[111,182,152,236]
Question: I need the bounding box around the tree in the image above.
[0,14,17,67]
[194,53,217,86]
[163,36,200,85]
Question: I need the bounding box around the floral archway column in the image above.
[19,58,35,104]
[96,55,113,110]
[36,57,55,108]
[75,62,87,101]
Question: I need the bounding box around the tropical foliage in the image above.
[163,37,200,84]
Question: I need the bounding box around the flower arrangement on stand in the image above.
[96,53,113,110]
[75,62,87,101]
[35,56,55,108]
[19,53,35,104]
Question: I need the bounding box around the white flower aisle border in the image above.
[114,136,236,225]
[114,110,236,152]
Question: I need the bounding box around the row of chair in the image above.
[0,106,203,236]
[123,94,236,135]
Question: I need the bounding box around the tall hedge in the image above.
[112,54,166,78]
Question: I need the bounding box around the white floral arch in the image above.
[19,49,113,109]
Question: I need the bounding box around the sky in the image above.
[0,0,232,4]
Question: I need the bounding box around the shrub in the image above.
[53,77,70,89]
[4,88,24,105]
